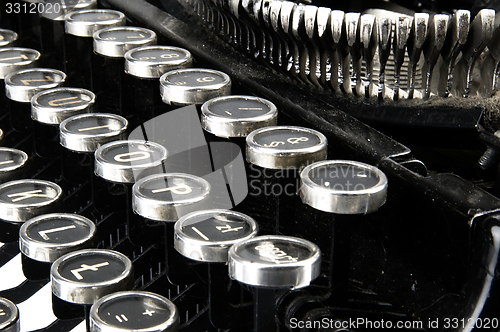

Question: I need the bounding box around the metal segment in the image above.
[180,0,498,101]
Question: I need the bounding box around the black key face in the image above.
[309,163,381,191]
[137,174,209,203]
[58,252,126,283]
[98,29,154,43]
[181,212,253,243]
[69,10,122,23]
[0,48,38,64]
[35,90,93,109]
[129,48,188,63]
[0,29,18,47]
[253,128,320,149]
[165,70,227,87]
[25,215,93,244]
[98,142,166,168]
[97,293,176,330]
[0,148,27,173]
[0,297,18,330]
[208,97,271,119]
[8,69,65,88]
[0,180,60,206]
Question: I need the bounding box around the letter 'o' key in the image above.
[94,140,168,184]
[160,68,231,106]
[0,297,19,332]
[90,291,179,332]
[51,249,134,305]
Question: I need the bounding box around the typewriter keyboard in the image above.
[0,0,499,331]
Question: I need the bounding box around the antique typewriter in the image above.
[0,0,499,331]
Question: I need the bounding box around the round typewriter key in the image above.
[31,88,95,158]
[125,46,193,79]
[65,9,126,38]
[32,87,95,125]
[123,46,193,126]
[175,209,258,328]
[60,113,128,153]
[39,0,97,70]
[0,29,18,47]
[299,160,388,214]
[228,235,321,331]
[59,113,128,185]
[246,126,327,169]
[20,213,96,262]
[201,95,278,138]
[175,209,258,263]
[0,148,29,182]
[51,248,134,305]
[160,68,231,106]
[93,27,157,58]
[133,173,211,223]
[0,297,19,332]
[0,179,62,223]
[5,68,66,102]
[229,235,321,288]
[246,126,327,233]
[5,68,66,133]
[90,291,179,332]
[64,9,126,88]
[0,179,62,242]
[19,213,96,279]
[0,48,40,79]
[92,27,157,116]
[95,140,167,184]
[298,160,388,303]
